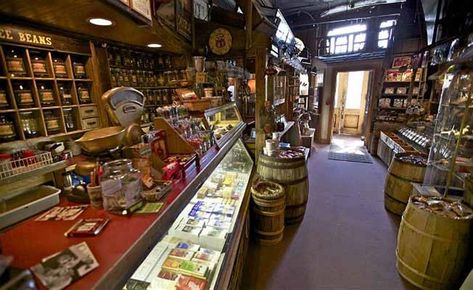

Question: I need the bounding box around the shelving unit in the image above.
[104,44,189,124]
[0,42,99,143]
[424,67,473,192]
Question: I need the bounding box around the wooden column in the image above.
[254,47,267,161]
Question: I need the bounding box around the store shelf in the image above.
[382,94,409,98]
[35,77,55,81]
[378,107,407,111]
[18,107,41,111]
[9,76,33,80]
[74,79,93,82]
[56,78,73,81]
[0,109,16,113]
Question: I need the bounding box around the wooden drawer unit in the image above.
[81,117,99,130]
[79,106,98,119]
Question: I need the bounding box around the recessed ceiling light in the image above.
[147,43,162,48]
[88,18,113,26]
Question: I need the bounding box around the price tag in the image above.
[195,72,207,84]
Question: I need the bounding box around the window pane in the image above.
[379,29,389,40]
[335,45,347,54]
[354,43,364,51]
[380,20,396,28]
[327,24,366,36]
[378,40,388,48]
[354,33,366,43]
[336,36,348,45]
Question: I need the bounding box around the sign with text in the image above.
[0,26,53,47]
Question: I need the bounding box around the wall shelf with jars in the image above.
[104,44,191,125]
[0,43,100,143]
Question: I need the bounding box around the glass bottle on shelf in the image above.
[59,85,72,105]
[14,84,34,108]
[0,115,17,142]
[63,108,76,131]
[38,84,55,106]
[30,53,49,77]
[20,111,40,138]
[73,61,86,79]
[77,84,91,104]
[0,89,10,109]
[44,110,61,134]
[53,58,68,78]
[6,48,26,77]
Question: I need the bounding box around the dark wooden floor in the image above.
[241,136,419,290]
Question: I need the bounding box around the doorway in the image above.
[333,70,370,136]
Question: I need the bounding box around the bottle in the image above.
[14,84,34,108]
[59,85,72,105]
[6,48,26,77]
[53,57,67,78]
[0,115,17,142]
[39,84,55,106]
[44,110,61,134]
[20,111,40,138]
[77,84,91,104]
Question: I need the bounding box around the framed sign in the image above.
[208,28,232,56]
[130,0,153,21]
[176,0,192,40]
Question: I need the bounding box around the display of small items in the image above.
[107,45,188,88]
[398,128,432,150]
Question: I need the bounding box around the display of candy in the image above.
[412,195,473,219]
[397,154,427,166]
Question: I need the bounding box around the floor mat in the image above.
[328,143,373,163]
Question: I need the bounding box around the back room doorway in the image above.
[332,70,371,137]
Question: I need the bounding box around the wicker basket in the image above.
[182,99,211,112]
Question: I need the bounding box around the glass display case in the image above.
[424,66,473,192]
[204,102,244,146]
[124,139,253,290]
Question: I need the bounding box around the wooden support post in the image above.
[245,0,253,50]
[254,47,267,161]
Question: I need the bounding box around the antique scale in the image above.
[74,87,145,182]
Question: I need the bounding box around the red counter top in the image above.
[0,147,219,289]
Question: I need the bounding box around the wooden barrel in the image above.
[384,152,427,215]
[257,153,308,224]
[251,181,285,245]
[396,196,473,289]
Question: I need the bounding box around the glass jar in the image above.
[0,89,9,109]
[31,54,48,77]
[20,111,40,138]
[14,84,34,108]
[77,85,91,104]
[53,58,67,78]
[44,110,61,134]
[6,49,26,76]
[63,108,76,131]
[0,115,17,142]
[39,85,55,106]
[100,159,142,212]
[59,85,72,105]
[73,61,86,79]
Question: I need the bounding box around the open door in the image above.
[333,71,370,135]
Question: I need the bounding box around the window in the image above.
[378,19,397,48]
[326,24,367,55]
